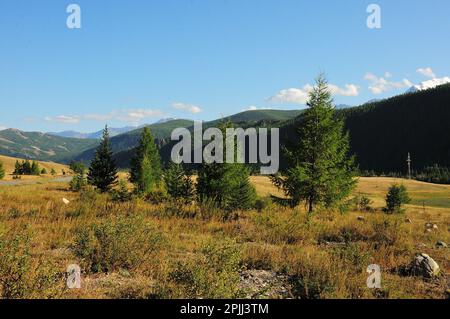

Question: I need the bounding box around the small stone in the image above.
[409,253,440,278]
[433,224,438,230]
[357,216,365,221]
[436,241,447,248]
[405,218,412,223]
[62,198,70,205]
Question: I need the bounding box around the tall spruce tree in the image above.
[0,160,5,180]
[129,127,162,194]
[271,75,356,213]
[87,125,118,192]
[197,121,256,211]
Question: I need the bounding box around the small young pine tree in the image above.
[50,168,56,176]
[385,184,411,213]
[87,125,118,192]
[31,161,40,175]
[129,127,162,194]
[0,161,5,180]
[164,161,195,201]
[197,121,256,211]
[271,75,357,213]
[41,168,47,175]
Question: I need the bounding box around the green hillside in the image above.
[280,83,450,173]
[217,109,303,123]
[74,111,303,165]
[0,129,98,162]
[340,84,450,172]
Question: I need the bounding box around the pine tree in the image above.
[271,75,356,213]
[14,160,21,175]
[164,161,195,201]
[0,161,5,180]
[23,160,31,175]
[87,125,118,192]
[384,184,411,213]
[129,127,162,194]
[31,161,40,175]
[197,121,256,211]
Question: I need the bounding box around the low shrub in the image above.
[0,228,64,299]
[166,239,243,298]
[73,215,164,273]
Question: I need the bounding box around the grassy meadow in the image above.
[0,174,448,299]
[0,155,69,181]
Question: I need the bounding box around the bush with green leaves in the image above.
[167,239,243,298]
[69,161,87,175]
[73,215,164,273]
[0,228,64,299]
[69,173,87,192]
[384,184,411,213]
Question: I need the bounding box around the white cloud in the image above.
[113,109,164,123]
[0,125,7,131]
[417,67,436,79]
[45,115,80,124]
[364,73,413,94]
[384,72,392,78]
[241,105,276,111]
[45,109,164,125]
[172,102,202,114]
[269,82,359,104]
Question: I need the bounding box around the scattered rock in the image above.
[62,198,70,205]
[239,270,291,299]
[405,218,412,223]
[409,253,440,278]
[357,216,365,221]
[425,223,438,230]
[436,241,447,248]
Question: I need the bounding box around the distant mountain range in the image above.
[48,126,140,139]
[406,77,450,93]
[72,110,303,164]
[1,84,450,173]
[0,129,98,162]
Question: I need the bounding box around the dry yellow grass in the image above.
[0,175,448,299]
[0,155,69,180]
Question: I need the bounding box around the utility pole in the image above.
[407,152,412,179]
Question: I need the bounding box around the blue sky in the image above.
[1,0,449,132]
